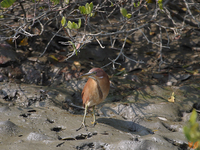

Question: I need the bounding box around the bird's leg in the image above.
[91,106,97,126]
[76,105,88,131]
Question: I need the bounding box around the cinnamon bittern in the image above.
[77,68,110,131]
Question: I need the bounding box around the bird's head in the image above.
[80,68,107,81]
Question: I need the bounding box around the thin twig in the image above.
[40,27,62,57]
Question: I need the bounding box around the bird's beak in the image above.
[80,72,95,78]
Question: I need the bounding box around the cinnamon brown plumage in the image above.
[77,68,110,131]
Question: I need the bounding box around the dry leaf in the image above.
[120,39,132,44]
[188,142,193,148]
[49,55,59,61]
[117,67,125,72]
[7,38,15,45]
[149,31,156,35]
[193,141,199,149]
[76,43,81,49]
[73,61,81,67]
[19,37,29,46]
[181,8,187,11]
[146,0,155,3]
[168,92,175,102]
[174,35,181,40]
[146,51,156,55]
[184,69,199,75]
[188,141,199,149]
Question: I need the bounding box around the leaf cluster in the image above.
[120,8,132,19]
[0,0,61,8]
[61,17,81,30]
[183,109,200,150]
[78,2,94,16]
[1,0,15,8]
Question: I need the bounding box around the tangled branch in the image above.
[0,0,199,70]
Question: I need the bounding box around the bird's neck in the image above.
[92,78,103,100]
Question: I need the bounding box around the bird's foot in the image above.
[76,122,88,131]
[91,121,98,127]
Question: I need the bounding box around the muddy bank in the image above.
[1,82,199,149]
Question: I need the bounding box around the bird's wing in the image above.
[97,83,103,99]
[81,79,91,107]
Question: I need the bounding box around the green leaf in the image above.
[147,0,154,3]
[126,13,132,19]
[1,0,16,8]
[50,0,59,5]
[67,21,72,29]
[89,2,93,11]
[79,6,86,14]
[90,13,94,17]
[158,0,163,10]
[85,3,89,10]
[120,8,127,17]
[61,16,66,27]
[78,18,81,28]
[85,8,90,14]
[85,3,89,14]
[183,126,191,140]
[72,22,78,29]
[79,2,93,15]
[85,3,90,14]
[190,109,197,125]
[133,2,140,7]
[183,109,200,147]
[69,41,77,56]
[110,2,114,7]
[78,6,81,13]
[66,19,81,29]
